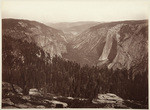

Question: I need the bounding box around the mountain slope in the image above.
[2,19,67,57]
[64,20,148,70]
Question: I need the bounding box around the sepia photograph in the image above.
[1,0,149,109]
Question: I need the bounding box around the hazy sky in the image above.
[2,0,150,23]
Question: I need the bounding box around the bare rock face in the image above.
[2,82,68,108]
[49,100,68,108]
[92,93,128,108]
[2,82,23,96]
[2,19,67,57]
[99,23,148,70]
[2,98,14,106]
[29,88,42,96]
[68,20,148,71]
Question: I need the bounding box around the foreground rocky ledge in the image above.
[2,82,148,108]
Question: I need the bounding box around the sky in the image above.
[1,0,150,23]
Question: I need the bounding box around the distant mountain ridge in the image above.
[2,19,67,57]
[48,21,99,42]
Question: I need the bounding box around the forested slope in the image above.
[2,35,148,104]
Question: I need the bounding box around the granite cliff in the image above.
[64,20,148,70]
[2,19,67,57]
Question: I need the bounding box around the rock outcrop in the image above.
[2,82,147,108]
[2,19,67,57]
[29,88,42,96]
[49,100,68,108]
[2,82,23,96]
[2,82,68,108]
[92,93,128,108]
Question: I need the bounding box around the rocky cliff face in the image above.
[100,22,148,70]
[2,19,67,57]
[67,20,148,70]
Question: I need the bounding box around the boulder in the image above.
[96,93,123,103]
[2,98,14,106]
[53,96,57,99]
[25,102,34,107]
[2,82,13,91]
[43,99,52,103]
[92,93,127,108]
[92,99,116,104]
[14,102,36,108]
[15,104,29,108]
[67,97,74,100]
[49,100,68,108]
[13,85,23,95]
[5,91,15,97]
[22,95,31,101]
[2,82,23,95]
[104,103,115,108]
[47,93,55,99]
[105,93,123,102]
[29,88,41,96]
[114,102,128,108]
